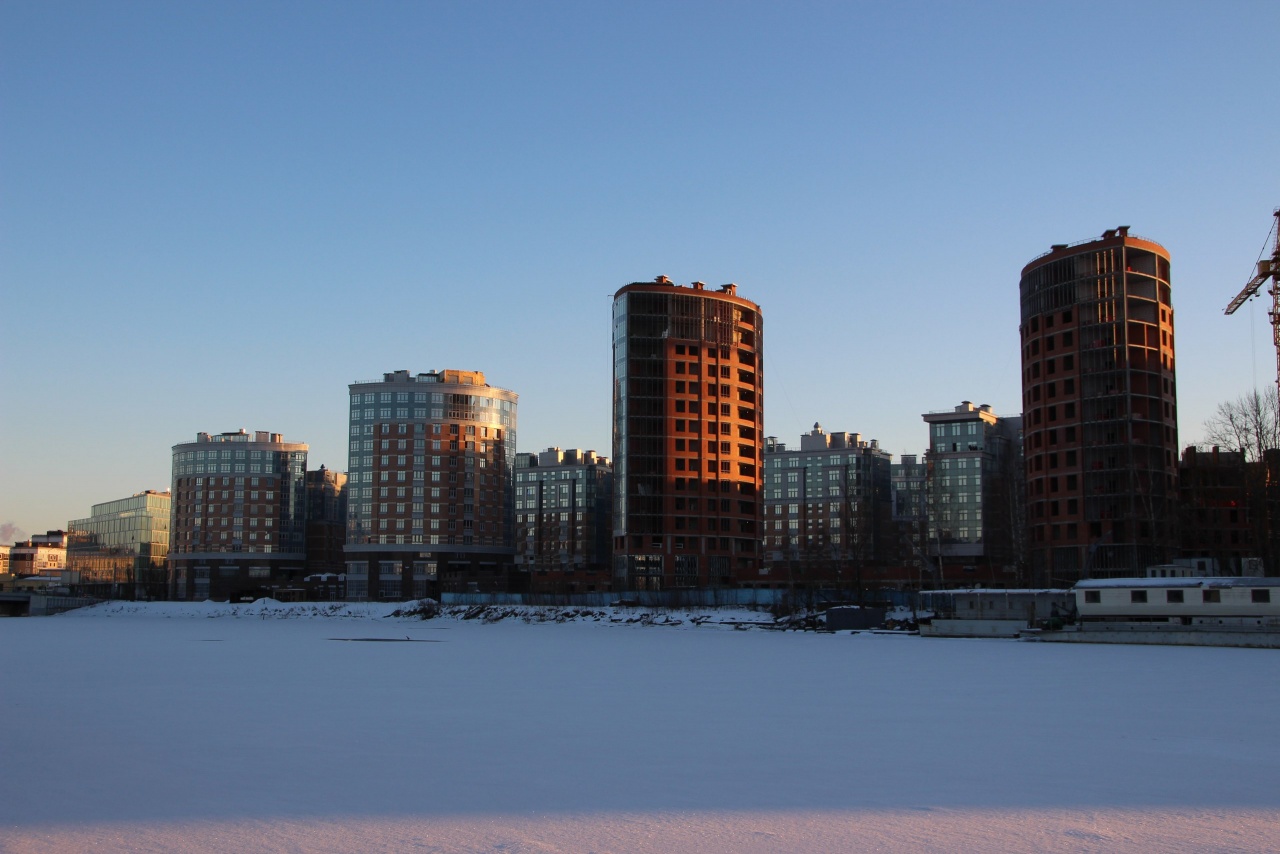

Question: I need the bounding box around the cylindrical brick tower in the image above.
[1020,227,1177,584]
[612,276,764,590]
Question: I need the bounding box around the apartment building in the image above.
[612,277,764,589]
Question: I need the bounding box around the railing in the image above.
[1024,231,1164,266]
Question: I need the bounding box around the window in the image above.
[1202,589,1221,604]
[1252,589,1271,604]
[1130,590,1147,604]
[1166,590,1184,604]
[1084,590,1100,604]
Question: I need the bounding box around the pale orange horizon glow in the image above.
[4,808,1278,853]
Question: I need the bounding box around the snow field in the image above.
[1,603,1277,853]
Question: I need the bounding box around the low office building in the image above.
[9,531,68,577]
[169,430,308,601]
[514,448,613,594]
[762,424,892,591]
[67,490,171,600]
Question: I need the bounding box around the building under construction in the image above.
[1020,228,1179,584]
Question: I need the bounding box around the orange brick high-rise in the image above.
[1020,227,1178,585]
[612,277,764,590]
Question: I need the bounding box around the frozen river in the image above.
[2,602,1277,853]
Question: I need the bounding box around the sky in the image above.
[2,1,1277,538]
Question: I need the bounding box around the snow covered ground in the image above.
[2,602,1278,853]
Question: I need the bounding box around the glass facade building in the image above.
[67,491,171,599]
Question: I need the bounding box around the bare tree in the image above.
[1201,388,1280,575]
[1202,388,1280,462]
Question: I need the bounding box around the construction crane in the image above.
[1224,208,1280,395]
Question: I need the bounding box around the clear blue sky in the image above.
[2,0,1277,538]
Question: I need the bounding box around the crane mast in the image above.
[1224,208,1280,396]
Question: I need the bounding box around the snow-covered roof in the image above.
[920,589,1070,595]
[1075,576,1280,589]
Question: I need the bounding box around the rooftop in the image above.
[1075,576,1280,589]
[1022,226,1168,271]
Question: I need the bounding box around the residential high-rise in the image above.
[922,402,1023,584]
[1177,446,1253,575]
[345,369,517,598]
[304,466,348,584]
[67,490,171,600]
[761,425,891,591]
[514,448,613,593]
[891,453,928,574]
[169,430,308,600]
[1020,227,1178,584]
[612,276,764,590]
